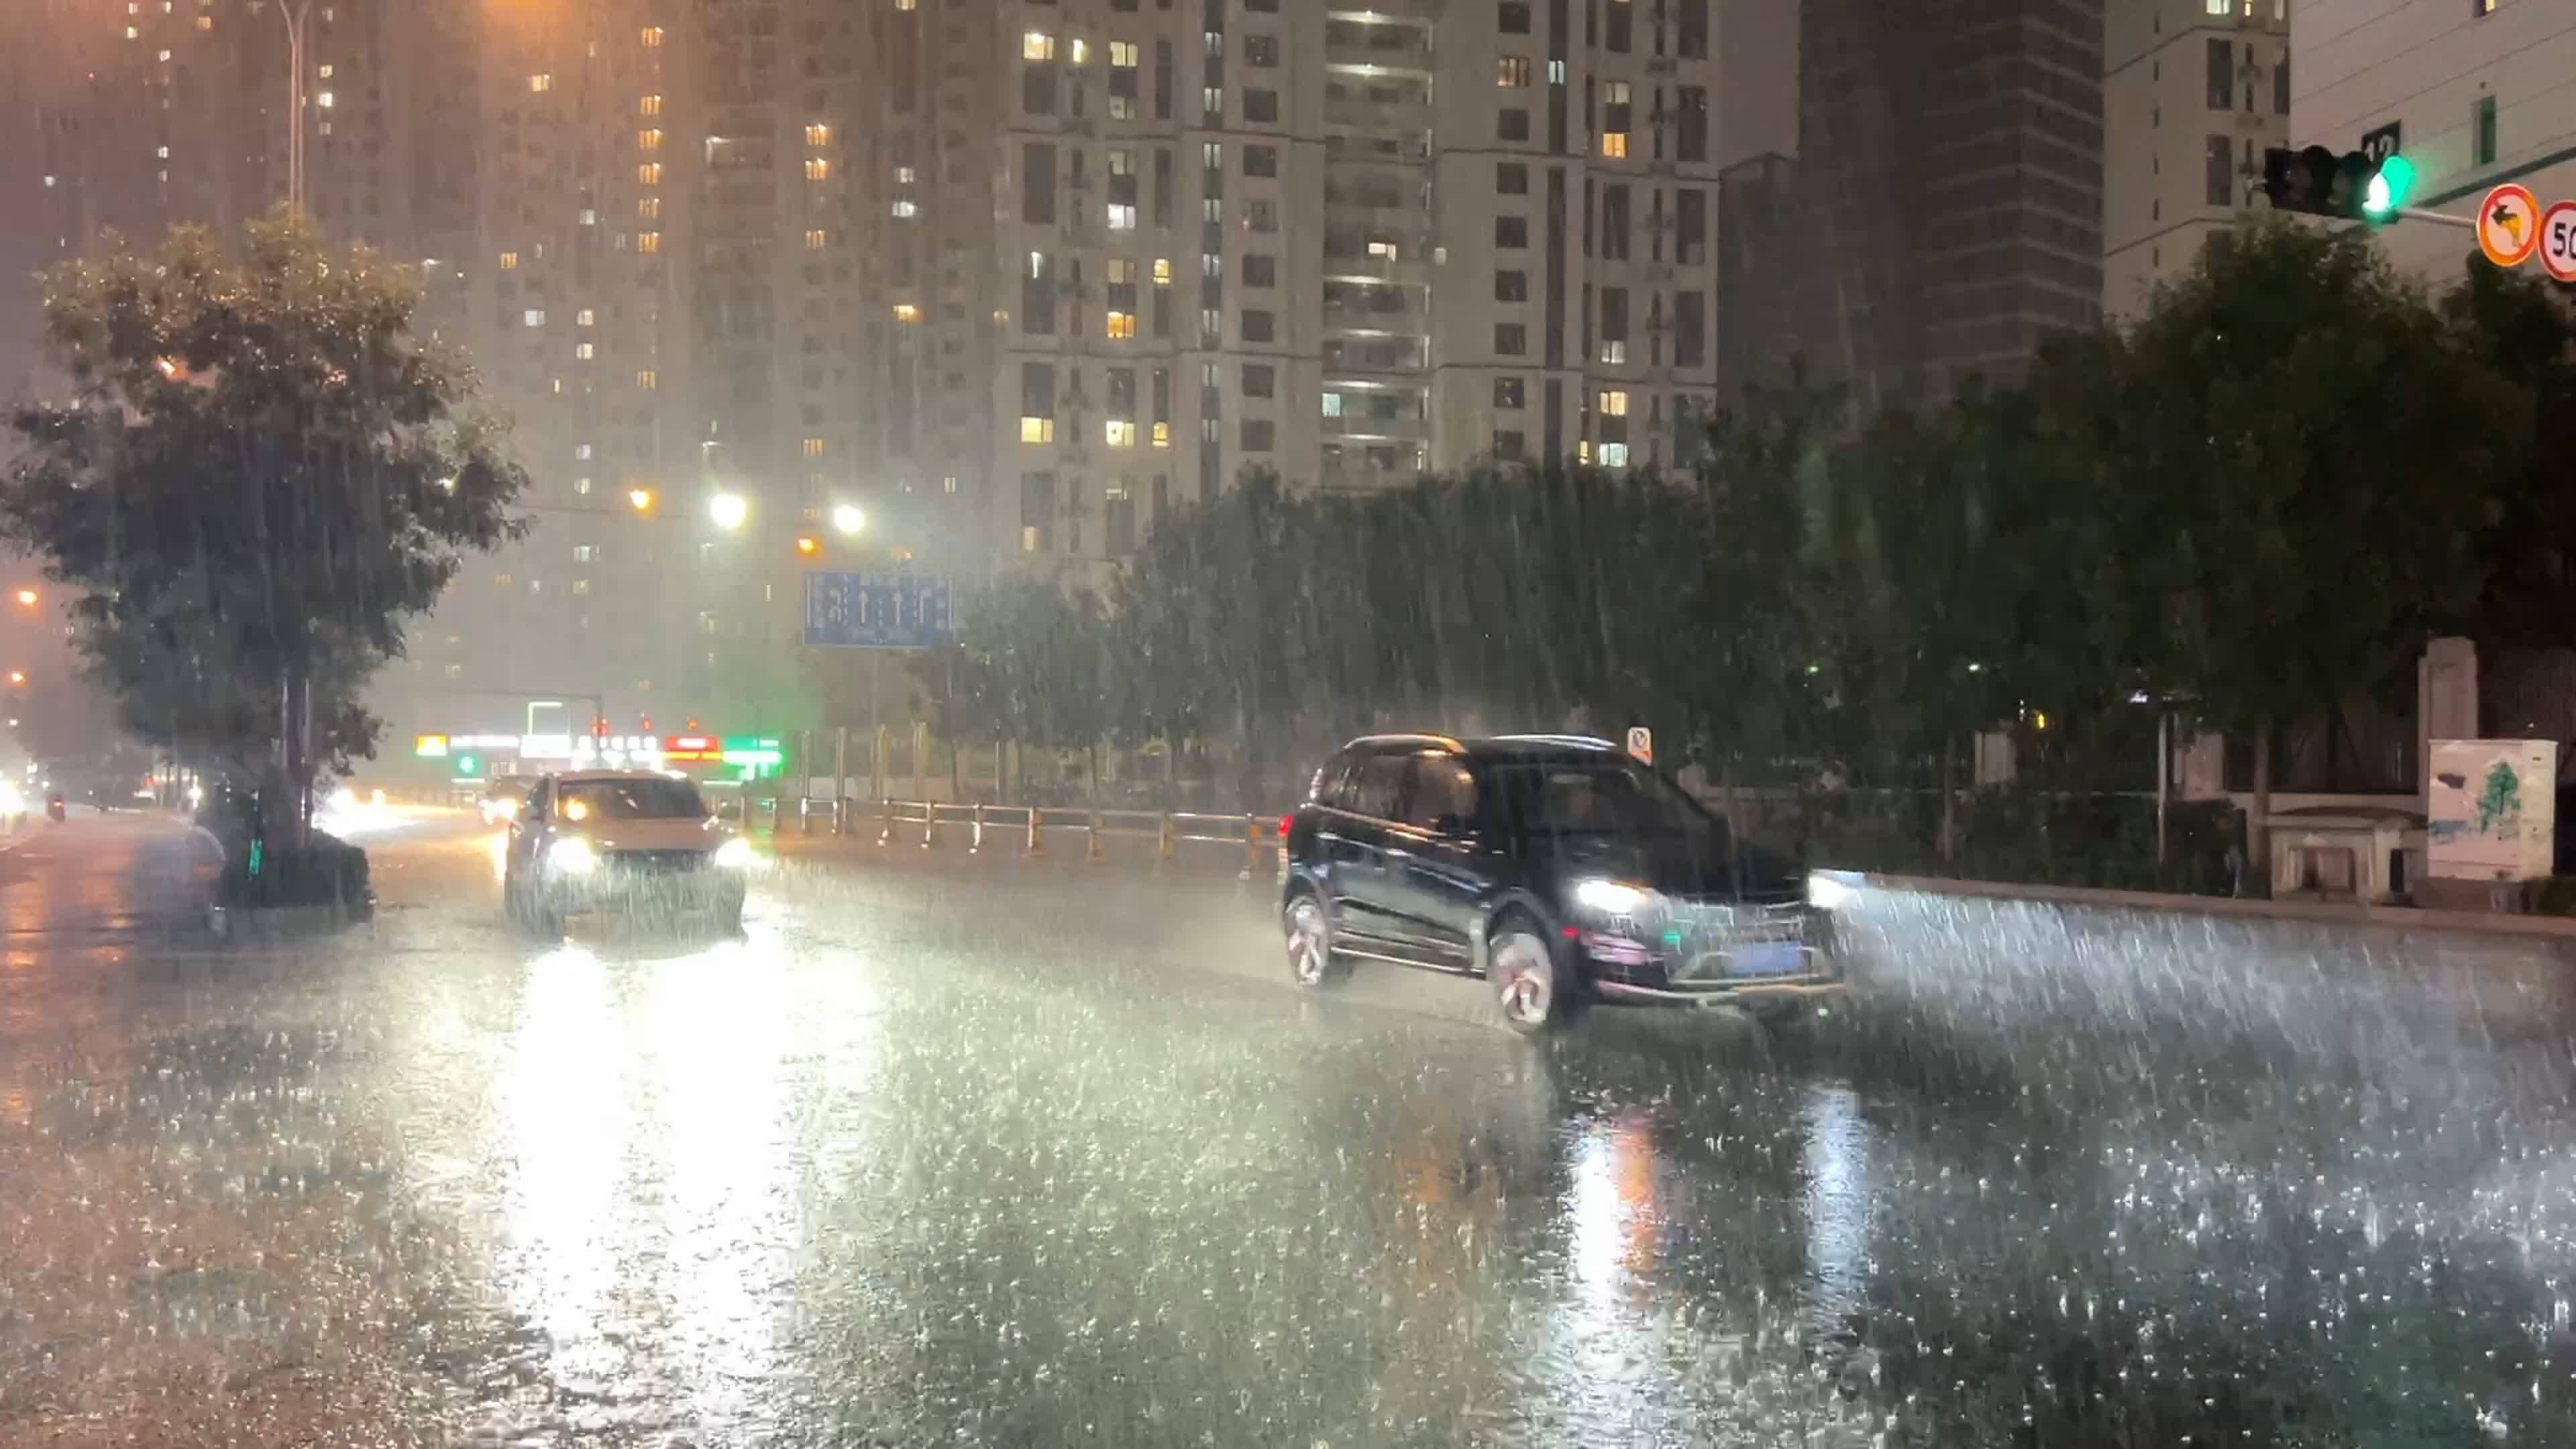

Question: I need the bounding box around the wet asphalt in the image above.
[5,809,2576,1448]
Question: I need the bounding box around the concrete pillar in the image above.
[2419,636,2478,809]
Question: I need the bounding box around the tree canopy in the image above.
[3,213,528,817]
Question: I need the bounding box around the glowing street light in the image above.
[830,503,866,536]
[708,492,748,530]
[12,590,34,608]
[5,672,22,687]
[627,487,655,513]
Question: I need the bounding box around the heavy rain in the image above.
[6,1,2576,1446]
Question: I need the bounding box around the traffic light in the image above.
[2261,146,2416,223]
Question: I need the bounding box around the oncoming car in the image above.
[478,777,531,825]
[1278,735,1849,1034]
[503,770,757,934]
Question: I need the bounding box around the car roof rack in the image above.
[1344,732,1466,751]
[1484,733,1621,751]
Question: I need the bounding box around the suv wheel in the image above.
[1284,893,1345,988]
[1490,918,1575,1035]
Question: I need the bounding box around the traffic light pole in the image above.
[2388,206,2477,230]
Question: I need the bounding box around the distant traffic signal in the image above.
[2262,146,2416,223]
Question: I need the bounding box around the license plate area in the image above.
[1727,941,1806,977]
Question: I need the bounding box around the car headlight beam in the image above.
[1572,878,1653,918]
[712,837,761,871]
[547,838,597,875]
[1806,871,1858,912]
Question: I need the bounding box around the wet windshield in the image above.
[556,779,707,822]
[1493,761,1728,845]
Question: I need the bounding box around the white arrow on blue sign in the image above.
[804,572,955,650]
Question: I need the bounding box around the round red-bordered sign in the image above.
[2538,200,2576,284]
[2479,183,2542,268]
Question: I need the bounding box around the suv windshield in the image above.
[1490,759,1727,845]
[556,778,708,822]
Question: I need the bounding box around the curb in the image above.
[1856,869,2576,944]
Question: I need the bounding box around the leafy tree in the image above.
[2,213,528,840]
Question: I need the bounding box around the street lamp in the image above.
[12,590,34,608]
[628,488,655,513]
[708,492,748,530]
[830,503,867,537]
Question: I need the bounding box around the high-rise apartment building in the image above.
[871,0,1727,581]
[2102,0,2290,318]
[2292,0,2576,288]
[1794,0,2106,412]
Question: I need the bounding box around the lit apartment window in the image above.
[804,437,826,459]
[524,309,546,327]
[1600,131,1629,158]
[1152,422,1171,447]
[637,370,657,390]
[637,231,661,254]
[638,197,660,219]
[1153,258,1173,284]
[806,157,830,181]
[197,15,210,30]
[1108,311,1136,339]
[637,162,661,184]
[574,478,592,495]
[640,25,663,46]
[317,91,335,109]
[1024,32,1057,61]
[891,199,919,218]
[1601,339,1627,364]
[805,123,831,146]
[806,228,828,250]
[1601,443,1631,467]
[1020,415,1056,443]
[640,95,662,117]
[893,303,922,322]
[1600,388,1629,417]
[576,341,594,359]
[529,74,551,93]
[318,64,333,79]
[1497,56,1531,87]
[1111,41,1138,66]
[1071,38,1089,64]
[1106,419,1137,447]
[896,165,917,184]
[1108,204,1137,230]
[637,129,662,150]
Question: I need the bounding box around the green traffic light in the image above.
[2364,154,2416,219]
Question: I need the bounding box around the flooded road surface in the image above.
[6,812,2576,1447]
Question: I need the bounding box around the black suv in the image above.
[1278,734,1849,1034]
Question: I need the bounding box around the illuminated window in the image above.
[1111,41,1138,66]
[893,303,922,322]
[1601,339,1627,364]
[1106,419,1137,447]
[1601,442,1631,467]
[1024,32,1057,61]
[804,437,826,458]
[577,309,595,327]
[197,14,210,30]
[1107,311,1136,339]
[637,162,662,184]
[637,370,657,390]
[1153,258,1173,284]
[1108,204,1137,230]
[317,91,334,109]
[318,64,333,79]
[1599,131,1629,158]
[895,165,917,185]
[639,95,662,117]
[804,123,831,146]
[1152,421,1171,447]
[576,341,595,359]
[637,231,661,254]
[574,477,592,495]
[639,196,661,219]
[529,73,551,93]
[805,157,830,181]
[805,229,828,251]
[640,25,662,46]
[1599,388,1629,417]
[524,309,545,327]
[1020,416,1056,443]
[637,128,662,150]
[1497,56,1531,86]
[891,199,919,218]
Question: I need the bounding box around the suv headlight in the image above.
[712,837,759,871]
[1572,878,1654,918]
[1806,871,1857,912]
[547,837,597,875]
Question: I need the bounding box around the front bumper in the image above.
[544,852,742,912]
[1574,900,1849,1008]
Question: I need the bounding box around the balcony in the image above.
[1320,253,1432,287]
[1320,413,1428,443]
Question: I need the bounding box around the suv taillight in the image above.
[1277,814,1293,840]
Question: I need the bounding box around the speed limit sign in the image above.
[2540,201,2576,284]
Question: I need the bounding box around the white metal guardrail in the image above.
[777,795,1281,879]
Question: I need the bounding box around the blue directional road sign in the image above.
[804,571,955,650]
